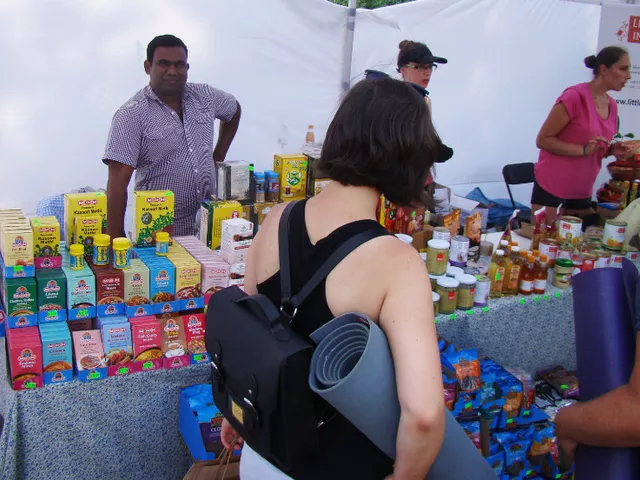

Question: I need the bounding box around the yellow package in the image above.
[63,192,107,246]
[199,200,242,250]
[30,217,61,264]
[1,227,34,267]
[274,154,308,201]
[133,190,175,247]
[73,215,104,256]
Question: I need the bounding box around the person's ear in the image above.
[144,60,151,75]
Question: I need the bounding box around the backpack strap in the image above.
[278,200,388,316]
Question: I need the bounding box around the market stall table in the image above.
[0,346,210,480]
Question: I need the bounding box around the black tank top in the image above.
[257,199,394,479]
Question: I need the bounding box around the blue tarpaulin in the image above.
[465,187,530,228]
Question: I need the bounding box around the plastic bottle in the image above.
[305,125,315,145]
[155,231,170,257]
[533,254,549,294]
[489,249,506,298]
[519,254,535,296]
[503,246,522,296]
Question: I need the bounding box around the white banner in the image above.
[597,4,640,138]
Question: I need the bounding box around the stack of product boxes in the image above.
[220,218,254,291]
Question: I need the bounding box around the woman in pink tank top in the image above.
[532,46,632,225]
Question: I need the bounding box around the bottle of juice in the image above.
[503,246,522,296]
[489,249,507,298]
[533,254,549,294]
[519,254,535,295]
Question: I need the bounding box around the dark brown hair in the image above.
[315,78,439,205]
[584,46,628,76]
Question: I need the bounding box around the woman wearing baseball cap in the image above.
[397,40,453,209]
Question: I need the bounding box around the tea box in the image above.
[216,161,251,202]
[63,192,107,246]
[35,268,67,321]
[30,216,61,268]
[72,330,107,381]
[132,190,175,247]
[199,199,242,250]
[174,237,229,297]
[161,315,189,369]
[228,262,245,288]
[73,215,103,256]
[273,154,308,201]
[39,322,73,384]
[6,326,43,390]
[168,254,202,303]
[220,218,253,265]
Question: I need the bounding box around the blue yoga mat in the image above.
[308,312,496,479]
[572,260,640,479]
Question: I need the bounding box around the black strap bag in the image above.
[205,200,386,472]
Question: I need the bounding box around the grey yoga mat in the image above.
[309,312,496,479]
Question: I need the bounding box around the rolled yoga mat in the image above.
[571,259,640,479]
[308,313,496,479]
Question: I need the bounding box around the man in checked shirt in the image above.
[103,34,241,237]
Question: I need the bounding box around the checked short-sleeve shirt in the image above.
[103,83,237,236]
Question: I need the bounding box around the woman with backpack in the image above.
[220,78,445,479]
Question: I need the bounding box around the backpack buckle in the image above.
[280,303,298,322]
[210,354,224,391]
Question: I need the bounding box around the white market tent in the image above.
[0,0,636,219]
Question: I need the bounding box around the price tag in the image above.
[13,265,24,272]
[118,367,129,375]
[77,309,89,318]
[523,410,531,416]
[47,310,58,319]
[481,307,489,312]
[466,310,474,315]
[519,298,526,305]
[88,371,100,380]
[506,418,514,424]
[248,165,254,171]
[533,296,540,303]
[143,361,153,370]
[526,470,533,476]
[434,318,438,324]
[449,314,456,320]
[555,292,561,298]
[464,402,472,409]
[193,354,203,361]
[544,295,550,300]
[560,384,568,390]
[25,381,36,389]
[556,475,562,479]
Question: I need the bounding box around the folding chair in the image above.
[502,162,535,227]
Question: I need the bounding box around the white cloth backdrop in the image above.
[0,0,629,216]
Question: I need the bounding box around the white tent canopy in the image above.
[0,0,633,215]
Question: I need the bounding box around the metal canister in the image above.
[625,246,640,269]
[602,220,627,251]
[449,235,470,267]
[557,216,582,244]
[473,275,491,307]
[608,248,625,269]
[553,259,573,289]
[427,239,450,276]
[557,244,573,261]
[582,252,596,272]
[539,238,560,266]
[433,227,451,242]
[593,249,612,269]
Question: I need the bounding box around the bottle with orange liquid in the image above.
[533,254,549,294]
[489,249,507,298]
[519,254,535,296]
[503,246,522,296]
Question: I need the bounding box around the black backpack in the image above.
[205,200,386,472]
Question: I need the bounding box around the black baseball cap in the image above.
[398,43,448,67]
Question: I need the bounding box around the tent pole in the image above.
[341,0,357,94]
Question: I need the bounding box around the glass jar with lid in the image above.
[455,274,477,310]
[435,276,460,314]
[432,292,440,316]
[427,239,450,276]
